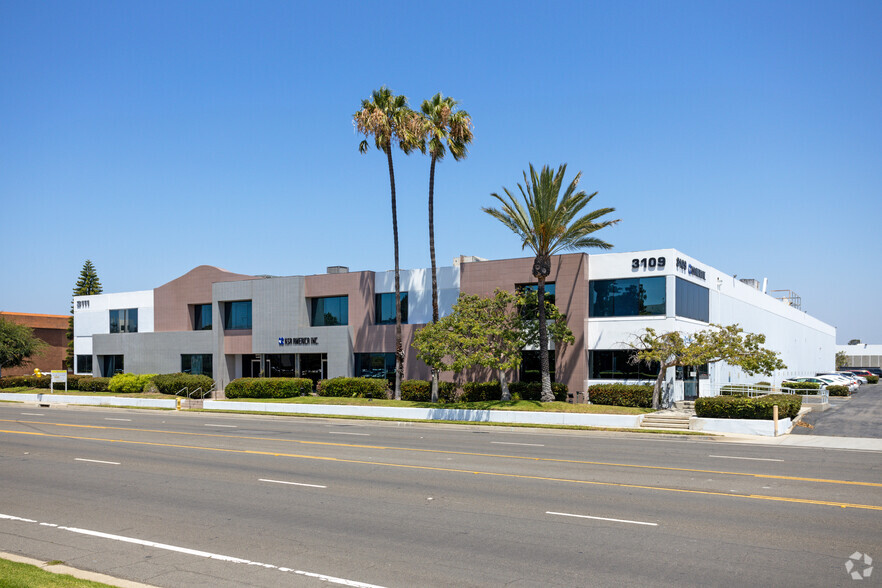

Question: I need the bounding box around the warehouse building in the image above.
[73,249,836,404]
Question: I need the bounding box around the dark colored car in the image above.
[844,367,882,377]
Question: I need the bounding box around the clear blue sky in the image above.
[1,0,879,344]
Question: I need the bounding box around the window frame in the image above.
[589,277,666,318]
[375,292,408,325]
[310,296,349,327]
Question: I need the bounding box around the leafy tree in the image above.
[0,316,47,372]
[65,259,103,369]
[413,290,573,401]
[629,324,787,409]
[835,350,849,369]
[484,164,619,401]
[354,87,423,400]
[420,92,474,402]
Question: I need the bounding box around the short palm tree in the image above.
[484,164,620,402]
[354,87,423,400]
[420,93,473,402]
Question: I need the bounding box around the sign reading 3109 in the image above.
[631,256,665,270]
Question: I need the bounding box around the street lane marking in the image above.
[259,478,327,489]
[2,418,878,489]
[1,428,880,511]
[75,458,120,465]
[491,441,545,447]
[21,413,44,416]
[0,512,383,587]
[547,511,658,526]
[104,418,132,422]
[204,424,237,428]
[709,455,784,462]
[329,431,370,436]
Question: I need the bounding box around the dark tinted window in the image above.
[375,292,407,324]
[194,304,212,330]
[224,301,252,330]
[355,352,395,382]
[589,350,659,379]
[517,283,555,319]
[109,308,138,333]
[76,354,92,374]
[311,296,348,326]
[520,350,555,383]
[589,278,666,317]
[182,354,213,377]
[100,355,124,376]
[675,278,709,322]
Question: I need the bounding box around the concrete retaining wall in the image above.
[690,416,792,436]
[204,400,644,428]
[0,393,176,409]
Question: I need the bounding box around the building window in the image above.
[589,350,659,380]
[520,350,555,383]
[675,364,709,380]
[76,355,93,374]
[194,304,212,330]
[675,278,709,322]
[589,277,666,317]
[99,355,124,377]
[223,301,252,330]
[355,352,395,381]
[375,292,407,324]
[517,283,555,319]
[109,309,138,333]
[311,296,348,326]
[182,354,213,377]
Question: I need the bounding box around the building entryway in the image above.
[242,353,327,388]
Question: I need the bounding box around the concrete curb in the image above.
[0,551,159,588]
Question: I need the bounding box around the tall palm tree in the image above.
[354,87,422,400]
[420,93,473,403]
[484,164,620,402]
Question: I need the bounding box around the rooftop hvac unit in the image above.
[739,278,761,289]
[327,266,349,274]
[770,289,802,310]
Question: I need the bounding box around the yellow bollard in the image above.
[176,397,181,410]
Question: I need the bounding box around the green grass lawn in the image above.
[0,557,115,588]
[221,396,652,414]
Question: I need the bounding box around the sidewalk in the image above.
[710,433,882,451]
[0,551,158,588]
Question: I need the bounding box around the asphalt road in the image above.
[793,383,882,438]
[1,404,881,587]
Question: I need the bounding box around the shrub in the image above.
[866,375,879,384]
[152,373,215,397]
[508,382,568,402]
[0,375,43,389]
[226,377,312,399]
[399,380,457,402]
[780,381,820,395]
[826,385,849,397]
[78,377,111,391]
[695,394,801,420]
[316,377,387,398]
[587,384,653,407]
[459,381,501,402]
[108,373,156,394]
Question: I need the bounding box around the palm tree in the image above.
[354,87,422,400]
[484,164,619,402]
[420,93,473,403]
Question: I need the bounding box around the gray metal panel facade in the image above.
[92,331,214,376]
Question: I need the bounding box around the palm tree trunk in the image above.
[428,155,439,403]
[537,277,553,402]
[386,146,402,401]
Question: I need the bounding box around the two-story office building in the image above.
[73,250,836,403]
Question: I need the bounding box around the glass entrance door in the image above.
[299,353,327,389]
[677,366,700,400]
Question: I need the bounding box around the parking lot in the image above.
[792,382,882,438]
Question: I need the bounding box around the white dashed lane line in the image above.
[0,512,382,587]
[75,458,120,465]
[204,424,237,428]
[259,478,327,489]
[21,413,44,416]
[708,455,784,462]
[328,431,370,436]
[104,418,132,422]
[547,511,658,527]
[490,441,545,447]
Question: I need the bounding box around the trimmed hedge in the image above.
[317,377,388,398]
[866,375,879,384]
[78,377,111,391]
[459,381,567,402]
[399,380,457,402]
[108,373,157,394]
[0,374,94,391]
[226,377,312,399]
[826,385,849,396]
[587,384,653,407]
[153,373,214,397]
[695,394,801,420]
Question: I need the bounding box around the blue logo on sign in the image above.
[278,337,284,346]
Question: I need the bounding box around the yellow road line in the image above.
[2,418,880,488]
[1,427,881,512]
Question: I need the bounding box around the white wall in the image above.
[72,290,154,373]
[374,266,460,325]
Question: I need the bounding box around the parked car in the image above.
[792,376,858,392]
[819,372,862,386]
[835,371,867,384]
[848,367,882,377]
[845,369,874,379]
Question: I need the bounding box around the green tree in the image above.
[0,316,47,372]
[413,290,573,401]
[835,350,848,369]
[484,164,619,401]
[65,259,103,370]
[420,92,474,402]
[629,324,787,409]
[354,87,423,400]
